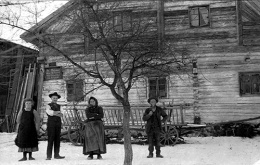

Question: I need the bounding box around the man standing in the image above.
[46,92,65,160]
[143,97,168,158]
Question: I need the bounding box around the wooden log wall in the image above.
[163,0,260,123]
[39,0,260,124]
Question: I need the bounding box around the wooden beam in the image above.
[236,0,243,45]
[36,60,45,114]
[157,0,165,49]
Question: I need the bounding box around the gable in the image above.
[242,0,260,22]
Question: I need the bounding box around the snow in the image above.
[1,133,260,165]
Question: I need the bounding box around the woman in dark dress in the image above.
[15,98,40,161]
[83,96,106,160]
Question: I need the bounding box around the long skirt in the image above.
[83,120,106,155]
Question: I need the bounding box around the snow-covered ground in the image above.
[1,133,260,165]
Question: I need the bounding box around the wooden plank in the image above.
[5,48,23,116]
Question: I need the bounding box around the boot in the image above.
[87,155,93,160]
[28,152,35,160]
[19,152,27,161]
[147,153,153,158]
[156,154,163,158]
[97,154,102,159]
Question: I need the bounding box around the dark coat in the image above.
[85,106,104,122]
[47,102,61,126]
[142,106,168,134]
[15,109,38,148]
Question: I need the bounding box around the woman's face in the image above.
[89,99,96,106]
[25,101,33,109]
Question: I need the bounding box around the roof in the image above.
[20,0,77,46]
[0,38,38,54]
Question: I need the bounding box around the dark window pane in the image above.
[149,90,157,98]
[252,74,260,94]
[67,84,74,89]
[240,73,260,96]
[148,77,167,98]
[158,78,166,84]
[66,80,84,101]
[149,79,156,85]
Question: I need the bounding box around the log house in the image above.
[21,0,260,124]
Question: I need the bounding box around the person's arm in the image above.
[142,108,152,121]
[93,107,104,120]
[46,105,62,117]
[16,109,23,124]
[33,110,40,133]
[161,108,168,123]
[86,107,103,119]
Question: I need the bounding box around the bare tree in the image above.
[1,0,191,165]
[40,1,190,164]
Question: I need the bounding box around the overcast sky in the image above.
[0,0,68,47]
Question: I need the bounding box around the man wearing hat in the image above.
[46,92,65,160]
[143,97,168,158]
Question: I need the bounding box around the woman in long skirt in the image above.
[83,96,106,160]
[15,98,40,161]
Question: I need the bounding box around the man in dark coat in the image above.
[143,97,168,158]
[46,92,65,160]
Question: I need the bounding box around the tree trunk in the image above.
[122,102,133,165]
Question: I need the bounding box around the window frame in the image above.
[66,79,85,102]
[113,11,133,32]
[239,72,260,96]
[44,66,63,81]
[148,76,168,99]
[188,5,210,28]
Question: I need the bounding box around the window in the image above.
[113,11,132,31]
[189,6,210,27]
[239,72,260,96]
[148,77,167,98]
[66,79,84,102]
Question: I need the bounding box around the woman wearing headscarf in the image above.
[83,96,106,160]
[15,98,40,161]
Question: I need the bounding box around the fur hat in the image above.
[49,92,61,99]
[147,97,158,103]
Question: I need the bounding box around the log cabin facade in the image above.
[21,0,260,124]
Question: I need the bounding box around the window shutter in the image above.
[75,80,84,101]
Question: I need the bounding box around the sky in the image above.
[0,0,68,48]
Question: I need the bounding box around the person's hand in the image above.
[58,113,63,117]
[55,112,63,117]
[148,111,153,116]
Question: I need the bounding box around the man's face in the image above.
[51,96,59,103]
[149,99,157,107]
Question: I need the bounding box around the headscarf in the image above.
[88,96,98,107]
